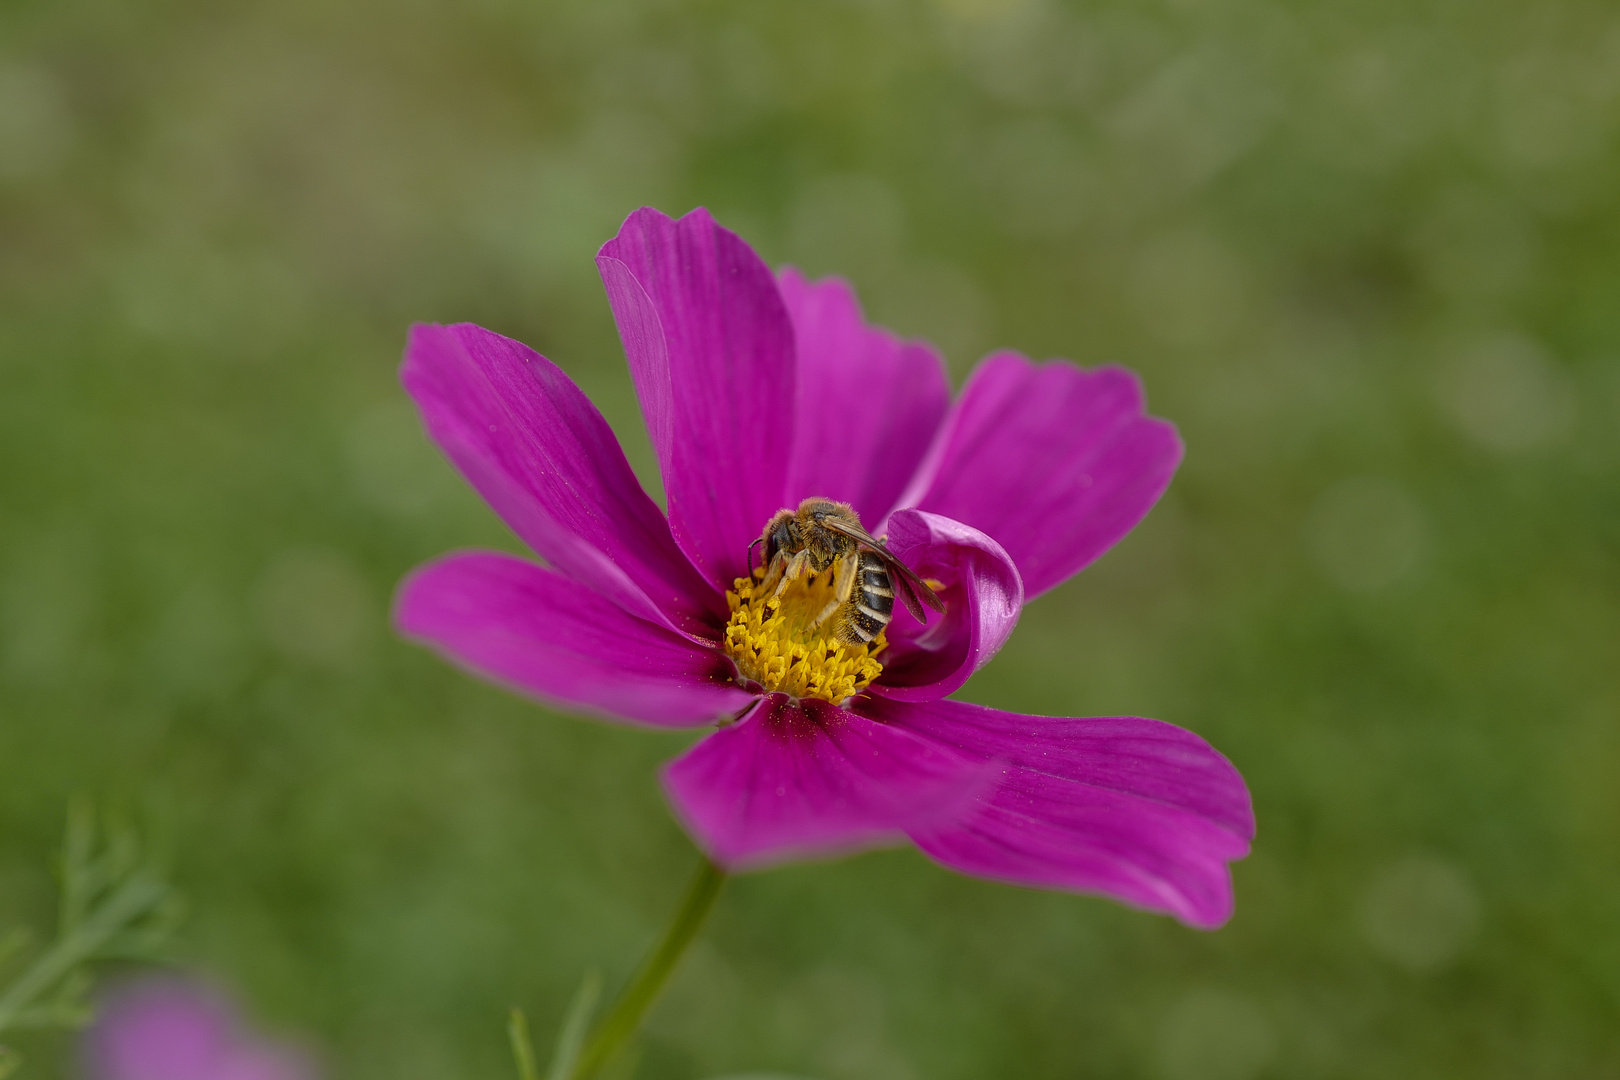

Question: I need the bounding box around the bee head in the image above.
[759,511,800,569]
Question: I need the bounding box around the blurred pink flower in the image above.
[395,206,1254,927]
[84,977,314,1080]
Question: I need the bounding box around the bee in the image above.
[750,498,945,647]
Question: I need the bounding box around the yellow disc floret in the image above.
[723,565,885,704]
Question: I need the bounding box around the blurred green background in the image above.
[2,0,1618,1076]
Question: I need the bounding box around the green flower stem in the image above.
[572,857,726,1080]
[0,871,167,1033]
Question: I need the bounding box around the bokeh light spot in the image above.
[0,61,74,181]
[1358,854,1481,973]
[1433,334,1576,454]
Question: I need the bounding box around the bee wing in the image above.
[812,512,884,549]
[816,517,947,621]
[882,551,947,620]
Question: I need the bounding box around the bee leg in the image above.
[771,551,808,600]
[758,554,787,598]
[812,556,859,630]
[833,553,858,603]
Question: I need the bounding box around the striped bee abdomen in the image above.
[841,550,895,644]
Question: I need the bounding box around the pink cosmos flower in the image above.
[83,977,315,1080]
[395,207,1254,927]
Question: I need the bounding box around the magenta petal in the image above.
[902,352,1183,599]
[85,978,315,1080]
[661,693,996,869]
[86,980,236,1080]
[869,509,1022,702]
[217,1047,314,1080]
[402,323,722,637]
[396,551,753,728]
[778,269,950,527]
[863,697,1254,928]
[597,208,796,590]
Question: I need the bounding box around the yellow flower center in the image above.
[722,565,886,704]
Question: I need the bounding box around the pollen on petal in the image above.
[723,567,885,704]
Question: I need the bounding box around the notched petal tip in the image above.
[778,267,952,527]
[908,350,1185,600]
[596,205,797,591]
[865,697,1253,928]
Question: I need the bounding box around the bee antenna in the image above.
[747,536,765,575]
